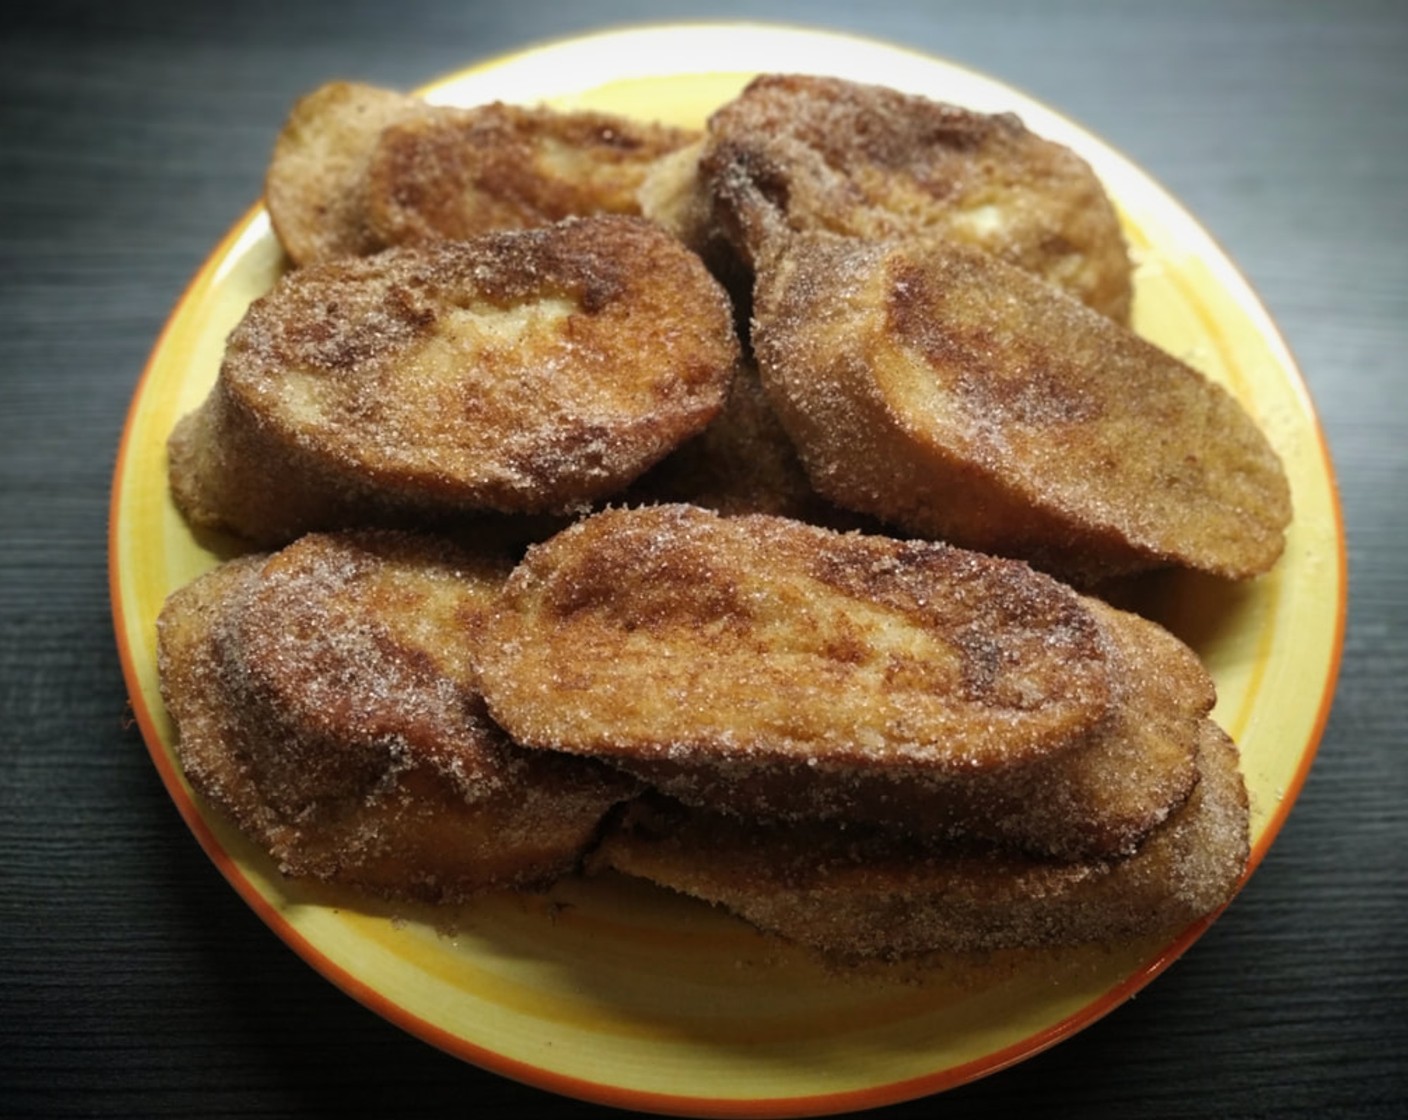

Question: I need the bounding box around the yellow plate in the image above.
[109,23,1345,1117]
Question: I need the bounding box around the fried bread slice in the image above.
[168,216,739,546]
[752,232,1292,584]
[264,81,428,266]
[663,73,1132,321]
[478,504,1205,858]
[366,102,697,247]
[156,531,636,902]
[592,721,1249,958]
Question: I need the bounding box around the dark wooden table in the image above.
[4,1,1404,1116]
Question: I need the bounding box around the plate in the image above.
[109,23,1345,1117]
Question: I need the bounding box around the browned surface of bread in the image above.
[669,73,1132,321]
[366,102,697,246]
[752,232,1292,584]
[478,504,1207,857]
[167,216,739,545]
[592,720,1249,958]
[156,531,636,902]
[264,81,428,266]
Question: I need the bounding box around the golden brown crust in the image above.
[167,217,740,545]
[366,102,697,247]
[264,81,428,266]
[752,232,1292,584]
[156,531,636,902]
[482,504,1111,773]
[592,721,1249,958]
[478,505,1207,857]
[694,73,1133,320]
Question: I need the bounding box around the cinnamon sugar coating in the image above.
[752,232,1292,584]
[478,505,1208,857]
[264,81,428,266]
[650,73,1133,321]
[366,102,696,246]
[265,81,695,266]
[168,216,739,545]
[156,531,635,902]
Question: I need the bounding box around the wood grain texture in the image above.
[2,1,1405,1116]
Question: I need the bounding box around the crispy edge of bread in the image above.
[591,720,1249,959]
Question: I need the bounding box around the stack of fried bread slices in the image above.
[158,530,637,902]
[156,73,1287,959]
